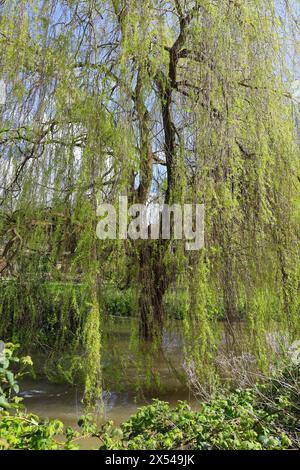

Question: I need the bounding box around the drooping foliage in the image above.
[0,0,300,403]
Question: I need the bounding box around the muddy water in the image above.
[20,375,197,449]
[20,377,196,426]
[19,320,283,449]
[19,319,200,449]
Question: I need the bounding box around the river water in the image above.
[19,318,200,449]
[20,372,197,449]
[18,319,289,449]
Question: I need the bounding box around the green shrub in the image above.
[97,362,300,450]
[0,342,87,450]
[0,342,33,410]
[103,288,136,317]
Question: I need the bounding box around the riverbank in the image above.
[1,343,300,450]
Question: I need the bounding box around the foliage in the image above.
[103,288,136,318]
[163,289,190,320]
[0,342,32,410]
[97,365,300,450]
[0,0,300,403]
[1,342,300,450]
[0,412,78,450]
[0,342,92,450]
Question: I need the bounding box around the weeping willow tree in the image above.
[0,0,300,403]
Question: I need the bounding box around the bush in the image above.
[103,288,136,317]
[0,342,90,450]
[96,362,300,450]
[0,342,33,410]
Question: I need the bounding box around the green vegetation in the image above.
[98,350,300,450]
[1,0,300,450]
[1,343,300,450]
[0,343,76,449]
[0,343,102,449]
[98,390,295,451]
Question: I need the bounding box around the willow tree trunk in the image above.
[138,241,168,342]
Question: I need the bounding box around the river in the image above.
[18,319,289,449]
